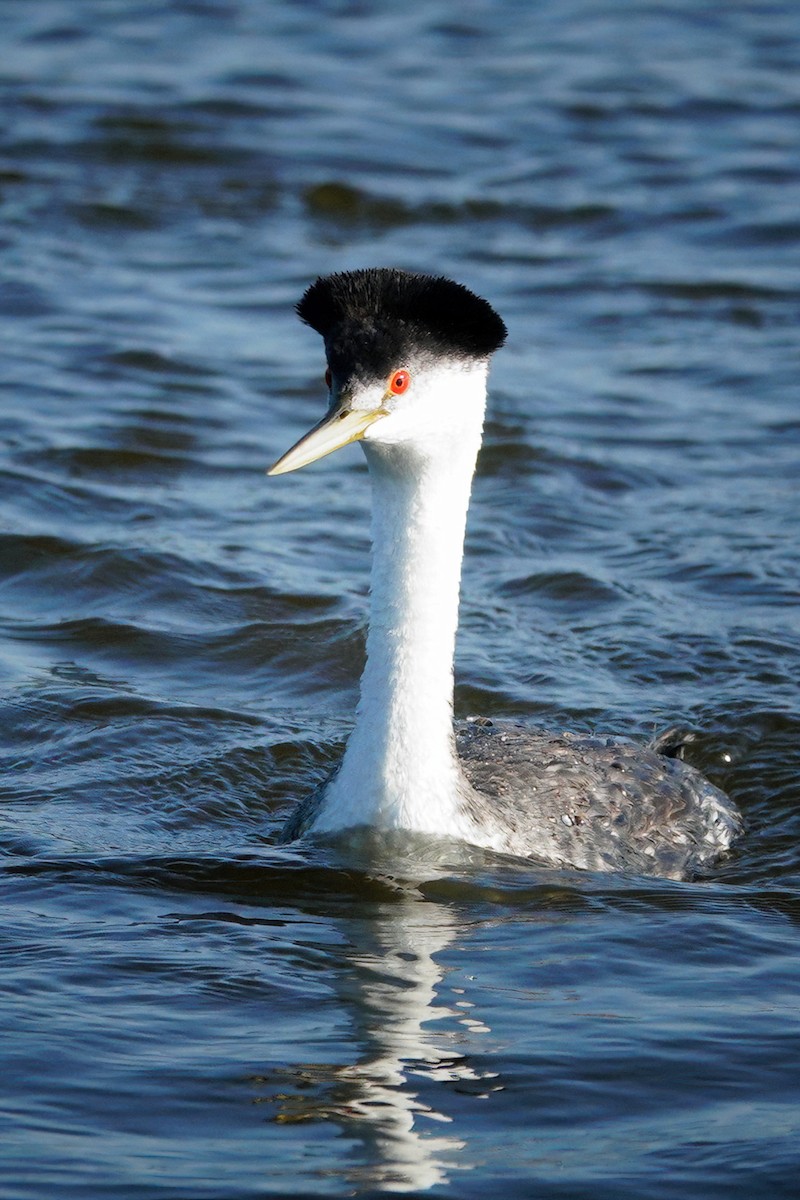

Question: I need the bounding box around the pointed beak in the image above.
[268,400,387,476]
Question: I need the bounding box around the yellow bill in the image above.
[268,403,387,476]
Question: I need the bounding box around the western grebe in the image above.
[268,268,742,877]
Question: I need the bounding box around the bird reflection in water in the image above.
[248,860,500,1192]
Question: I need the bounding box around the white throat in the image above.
[312,361,489,837]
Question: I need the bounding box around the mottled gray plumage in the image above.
[454,721,742,877]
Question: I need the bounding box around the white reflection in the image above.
[338,894,489,1192]
[262,867,500,1193]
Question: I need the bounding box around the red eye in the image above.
[389,369,410,395]
[324,367,332,389]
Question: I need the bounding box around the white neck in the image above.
[312,362,488,837]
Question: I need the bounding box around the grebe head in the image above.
[268,268,507,476]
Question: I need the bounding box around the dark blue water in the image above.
[2,2,799,1196]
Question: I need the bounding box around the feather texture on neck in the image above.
[311,361,489,836]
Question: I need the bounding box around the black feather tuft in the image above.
[296,268,506,380]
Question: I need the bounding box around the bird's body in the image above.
[269,268,742,878]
